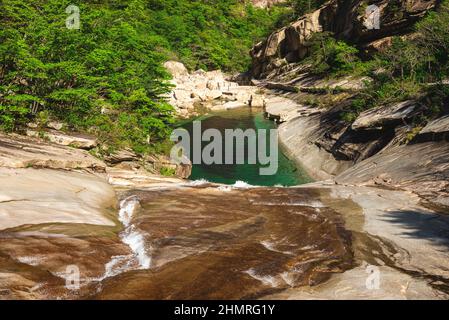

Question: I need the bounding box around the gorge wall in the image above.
[255,0,449,210]
[251,0,438,78]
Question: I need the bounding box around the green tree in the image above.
[289,0,325,18]
[0,0,289,154]
[306,32,360,75]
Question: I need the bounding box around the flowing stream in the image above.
[88,109,353,299]
[0,107,355,299]
[101,196,151,280]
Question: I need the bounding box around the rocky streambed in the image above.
[1,171,447,299]
[1,151,352,299]
[0,61,448,299]
[1,100,449,299]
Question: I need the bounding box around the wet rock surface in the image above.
[0,164,128,299]
[1,100,449,299]
[95,185,354,299]
[0,180,356,300]
[3,180,445,300]
[0,161,448,299]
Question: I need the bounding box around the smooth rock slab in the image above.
[265,265,446,300]
[264,96,300,122]
[0,133,105,171]
[421,115,449,134]
[26,129,97,149]
[352,100,423,130]
[0,168,117,230]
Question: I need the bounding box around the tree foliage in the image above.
[305,32,361,75]
[0,0,287,154]
[338,1,449,122]
[146,0,289,71]
[289,0,325,18]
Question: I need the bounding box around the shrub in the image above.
[305,32,360,76]
[160,167,176,177]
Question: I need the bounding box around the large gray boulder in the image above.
[351,100,424,131]
[163,60,189,78]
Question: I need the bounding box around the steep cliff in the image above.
[251,0,438,78]
[257,0,449,209]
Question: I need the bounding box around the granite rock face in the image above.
[163,61,266,117]
[251,0,438,78]
[0,168,117,230]
[335,141,449,208]
[420,115,449,134]
[25,129,98,150]
[351,100,424,131]
[263,73,448,209]
[0,133,105,172]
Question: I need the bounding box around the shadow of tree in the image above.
[382,210,449,249]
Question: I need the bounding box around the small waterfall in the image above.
[118,196,151,269]
[101,196,151,280]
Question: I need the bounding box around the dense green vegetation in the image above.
[298,1,449,124]
[0,0,288,154]
[289,0,325,18]
[305,32,363,76]
[148,0,290,71]
[344,1,449,124]
[3,0,446,156]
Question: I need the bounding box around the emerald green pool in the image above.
[180,107,312,187]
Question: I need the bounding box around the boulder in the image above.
[206,89,223,100]
[106,167,185,188]
[235,91,251,105]
[194,81,208,90]
[163,61,189,78]
[173,89,191,101]
[164,59,265,116]
[47,121,64,131]
[192,69,207,77]
[205,70,225,81]
[351,100,424,131]
[250,95,266,108]
[222,101,247,110]
[421,115,449,134]
[104,149,138,165]
[264,29,286,57]
[145,154,192,179]
[264,96,301,122]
